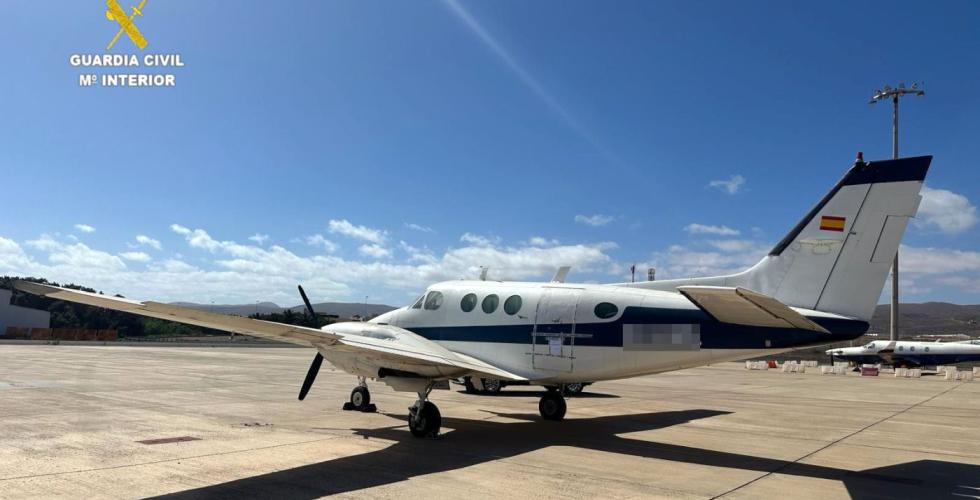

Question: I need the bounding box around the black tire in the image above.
[350,386,371,410]
[538,392,567,421]
[563,382,585,396]
[481,378,502,394]
[408,402,442,438]
[463,377,478,394]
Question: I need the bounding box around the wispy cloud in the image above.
[134,235,161,250]
[915,185,978,234]
[119,251,151,263]
[708,175,746,195]
[74,224,95,233]
[684,223,740,236]
[575,214,613,227]
[405,223,434,233]
[248,233,270,245]
[328,219,386,244]
[305,234,339,253]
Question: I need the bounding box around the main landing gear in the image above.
[343,377,377,412]
[408,382,441,438]
[538,391,567,421]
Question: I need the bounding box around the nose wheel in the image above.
[538,391,566,421]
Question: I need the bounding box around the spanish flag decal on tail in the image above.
[819,215,846,232]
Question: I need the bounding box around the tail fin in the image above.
[632,155,931,321]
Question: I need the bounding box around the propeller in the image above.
[298,352,324,401]
[297,284,323,401]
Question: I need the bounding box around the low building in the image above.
[0,289,50,335]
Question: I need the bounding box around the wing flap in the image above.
[678,285,829,333]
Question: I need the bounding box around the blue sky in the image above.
[1,0,978,306]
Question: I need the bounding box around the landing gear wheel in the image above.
[563,382,584,396]
[539,392,567,421]
[343,385,376,412]
[408,401,442,438]
[481,378,502,394]
[350,386,370,409]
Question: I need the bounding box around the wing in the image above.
[12,281,525,382]
[677,285,830,333]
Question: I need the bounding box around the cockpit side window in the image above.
[410,295,424,309]
[423,291,444,311]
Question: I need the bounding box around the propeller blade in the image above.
[297,284,318,327]
[298,353,324,401]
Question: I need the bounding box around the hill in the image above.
[171,301,397,319]
[869,303,980,337]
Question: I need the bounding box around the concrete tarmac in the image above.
[0,345,978,499]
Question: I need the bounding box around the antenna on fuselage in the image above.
[479,266,489,281]
[551,266,571,283]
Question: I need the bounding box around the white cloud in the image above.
[328,219,386,244]
[248,233,270,245]
[914,186,978,234]
[135,235,161,250]
[684,223,740,236]
[706,239,758,252]
[898,245,980,275]
[528,236,560,247]
[359,244,392,259]
[643,240,769,280]
[119,251,151,263]
[74,224,96,233]
[574,214,613,227]
[0,229,616,304]
[460,233,499,247]
[170,224,191,235]
[305,234,339,253]
[709,175,745,195]
[405,223,434,233]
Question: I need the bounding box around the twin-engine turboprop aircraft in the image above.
[828,339,980,367]
[14,153,932,438]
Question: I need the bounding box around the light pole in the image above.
[870,82,924,341]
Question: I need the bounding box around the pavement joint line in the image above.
[710,381,967,499]
[843,441,980,460]
[0,435,350,483]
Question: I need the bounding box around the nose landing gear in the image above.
[343,377,376,412]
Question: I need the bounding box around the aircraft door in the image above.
[530,288,581,372]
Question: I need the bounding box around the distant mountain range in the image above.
[174,299,980,336]
[869,303,980,337]
[171,301,397,319]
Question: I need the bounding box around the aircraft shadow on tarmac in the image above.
[151,408,980,500]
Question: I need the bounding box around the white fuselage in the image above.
[367,280,861,383]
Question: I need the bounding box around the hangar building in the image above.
[0,289,50,335]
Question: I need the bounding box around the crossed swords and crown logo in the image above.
[105,0,148,50]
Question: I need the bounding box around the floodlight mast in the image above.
[869,82,925,342]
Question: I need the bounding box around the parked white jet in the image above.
[14,154,931,438]
[828,339,980,367]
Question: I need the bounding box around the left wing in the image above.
[12,281,525,382]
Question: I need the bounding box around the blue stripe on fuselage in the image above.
[404,306,868,349]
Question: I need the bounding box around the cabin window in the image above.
[504,295,522,315]
[460,293,477,312]
[910,346,915,352]
[898,346,905,352]
[423,291,444,310]
[410,295,424,309]
[925,346,930,352]
[482,294,499,314]
[594,302,619,319]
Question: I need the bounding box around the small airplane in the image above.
[827,339,980,367]
[14,153,931,438]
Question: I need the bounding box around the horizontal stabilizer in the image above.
[678,286,829,333]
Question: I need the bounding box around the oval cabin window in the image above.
[504,295,522,315]
[594,302,619,319]
[460,293,478,312]
[482,294,499,314]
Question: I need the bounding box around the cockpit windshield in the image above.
[864,342,876,349]
[409,294,424,309]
